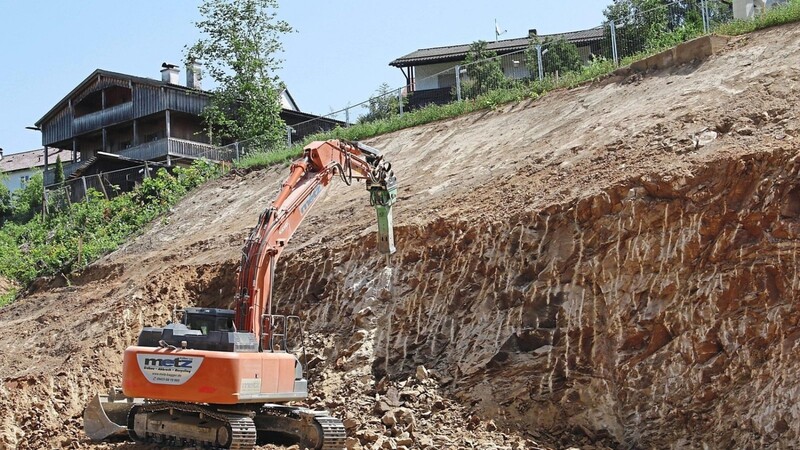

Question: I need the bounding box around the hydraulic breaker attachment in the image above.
[371,186,397,255]
[367,164,397,255]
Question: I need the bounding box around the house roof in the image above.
[0,148,75,173]
[36,68,313,129]
[389,27,605,67]
[35,68,205,127]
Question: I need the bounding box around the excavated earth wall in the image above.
[2,23,800,450]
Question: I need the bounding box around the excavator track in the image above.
[124,401,345,449]
[254,405,346,450]
[313,415,347,450]
[127,402,256,449]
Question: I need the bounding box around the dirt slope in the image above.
[2,23,800,449]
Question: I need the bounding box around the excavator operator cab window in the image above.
[181,309,236,335]
[186,317,212,335]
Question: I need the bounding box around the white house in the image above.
[0,148,75,193]
[390,27,606,109]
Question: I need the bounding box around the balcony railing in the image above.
[73,102,135,135]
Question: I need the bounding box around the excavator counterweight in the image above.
[84,140,397,450]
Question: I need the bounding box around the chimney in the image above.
[528,29,538,38]
[161,62,180,84]
[186,60,202,90]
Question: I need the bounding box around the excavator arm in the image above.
[234,140,397,343]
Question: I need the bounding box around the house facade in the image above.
[390,27,605,108]
[0,148,75,193]
[35,64,342,187]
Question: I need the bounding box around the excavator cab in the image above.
[182,307,236,334]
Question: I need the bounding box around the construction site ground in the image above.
[3,22,800,450]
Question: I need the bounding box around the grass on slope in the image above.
[715,0,800,35]
[236,0,800,171]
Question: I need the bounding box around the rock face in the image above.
[3,22,800,450]
[278,148,800,449]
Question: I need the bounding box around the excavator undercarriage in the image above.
[85,393,346,449]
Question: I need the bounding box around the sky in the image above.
[0,0,610,154]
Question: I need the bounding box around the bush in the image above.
[0,159,222,297]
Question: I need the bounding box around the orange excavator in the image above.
[84,140,397,449]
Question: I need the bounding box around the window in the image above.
[20,175,30,185]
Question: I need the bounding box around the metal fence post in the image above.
[455,65,462,101]
[398,89,403,117]
[235,142,240,161]
[536,44,544,80]
[81,176,89,202]
[345,107,350,126]
[610,21,619,66]
[701,0,710,33]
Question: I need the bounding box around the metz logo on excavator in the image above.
[136,354,204,385]
[143,357,195,368]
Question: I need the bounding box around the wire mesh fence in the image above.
[40,152,222,215]
[43,163,161,213]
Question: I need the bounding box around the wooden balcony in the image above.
[73,102,135,135]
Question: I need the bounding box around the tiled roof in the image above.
[389,27,605,67]
[0,148,75,173]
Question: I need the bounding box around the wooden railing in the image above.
[73,102,134,135]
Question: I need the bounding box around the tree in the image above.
[0,173,11,223]
[188,0,293,150]
[54,155,65,186]
[359,83,401,123]
[526,37,583,79]
[460,41,508,99]
[11,171,43,223]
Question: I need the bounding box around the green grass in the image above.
[715,0,800,35]
[0,289,16,308]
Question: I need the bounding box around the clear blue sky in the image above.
[0,0,609,154]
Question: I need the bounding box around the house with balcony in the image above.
[34,63,343,188]
[390,27,606,109]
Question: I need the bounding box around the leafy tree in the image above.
[526,37,584,79]
[359,83,402,123]
[11,171,43,223]
[54,156,65,186]
[188,0,293,150]
[460,41,508,99]
[0,174,11,223]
